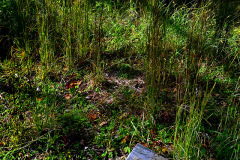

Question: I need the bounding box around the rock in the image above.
[127,143,168,160]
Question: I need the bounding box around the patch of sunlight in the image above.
[233,27,240,37]
[199,64,233,83]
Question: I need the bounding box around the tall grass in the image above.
[144,0,239,159]
[0,0,239,159]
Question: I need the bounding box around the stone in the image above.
[127,143,168,160]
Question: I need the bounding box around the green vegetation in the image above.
[0,0,239,159]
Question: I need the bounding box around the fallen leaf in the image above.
[63,67,69,71]
[36,98,43,101]
[102,37,107,42]
[162,147,168,153]
[89,113,97,122]
[99,121,107,127]
[76,80,82,86]
[65,94,72,100]
[69,80,77,88]
[121,135,129,144]
[119,113,127,119]
[173,88,177,92]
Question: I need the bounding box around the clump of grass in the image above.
[144,0,239,159]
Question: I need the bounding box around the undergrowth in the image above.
[0,0,239,159]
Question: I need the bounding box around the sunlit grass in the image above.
[0,0,239,159]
